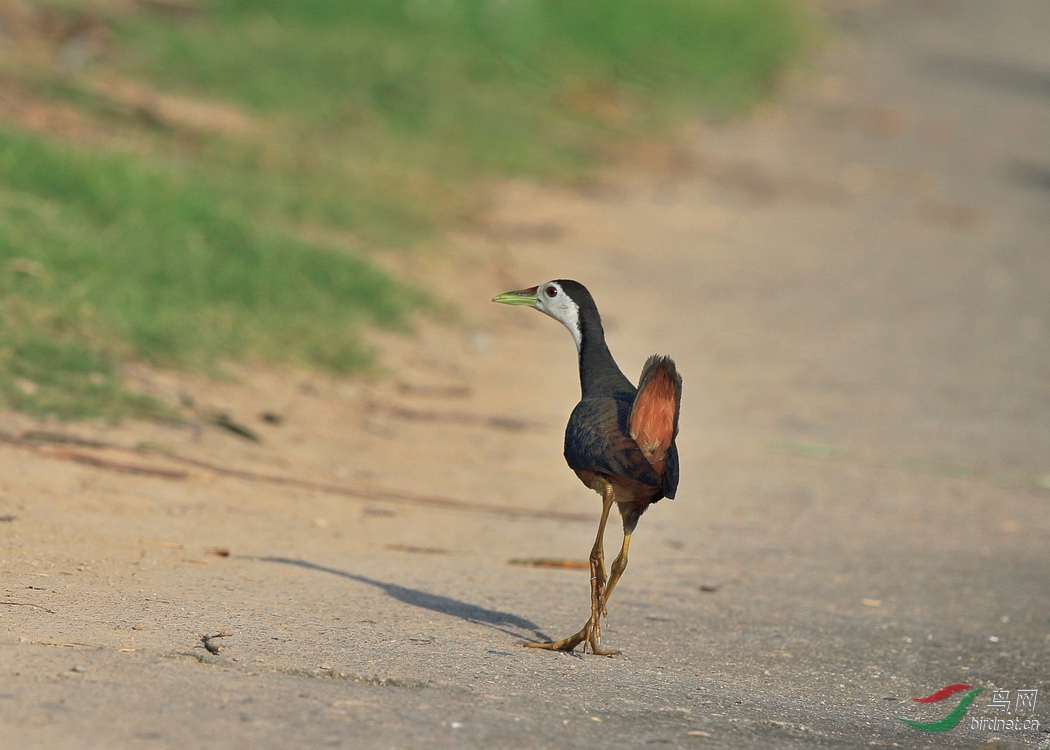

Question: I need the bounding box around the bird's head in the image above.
[493,280,594,351]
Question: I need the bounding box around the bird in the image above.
[493,279,681,655]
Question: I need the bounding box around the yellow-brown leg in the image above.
[582,518,632,656]
[525,480,615,653]
[601,529,631,610]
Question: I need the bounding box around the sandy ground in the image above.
[2,1,1049,748]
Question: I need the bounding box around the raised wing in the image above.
[628,355,681,468]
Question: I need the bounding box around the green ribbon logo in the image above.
[896,685,984,733]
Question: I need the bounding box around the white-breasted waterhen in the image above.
[494,280,681,655]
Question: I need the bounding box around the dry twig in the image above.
[199,630,233,654]
[508,558,589,569]
[1,600,54,613]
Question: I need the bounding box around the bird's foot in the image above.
[523,628,587,652]
[585,615,620,656]
[589,643,621,657]
[523,617,620,656]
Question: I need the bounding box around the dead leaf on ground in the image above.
[508,558,589,569]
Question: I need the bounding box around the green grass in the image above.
[127,0,803,122]
[1,0,808,419]
[0,130,423,418]
[109,0,807,237]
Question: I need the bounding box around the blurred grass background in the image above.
[0,0,809,418]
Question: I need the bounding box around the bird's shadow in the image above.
[254,556,551,642]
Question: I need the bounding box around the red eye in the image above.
[545,286,558,298]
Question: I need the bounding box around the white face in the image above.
[534,281,582,351]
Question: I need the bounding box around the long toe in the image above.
[585,624,620,656]
[523,628,587,652]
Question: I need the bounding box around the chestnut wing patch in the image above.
[564,396,661,488]
[629,355,682,466]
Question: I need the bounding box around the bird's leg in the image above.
[524,480,616,653]
[585,480,616,651]
[583,511,637,656]
[600,527,632,610]
[578,482,622,656]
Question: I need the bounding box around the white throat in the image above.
[535,282,582,352]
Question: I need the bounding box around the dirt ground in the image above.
[2,1,1049,748]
